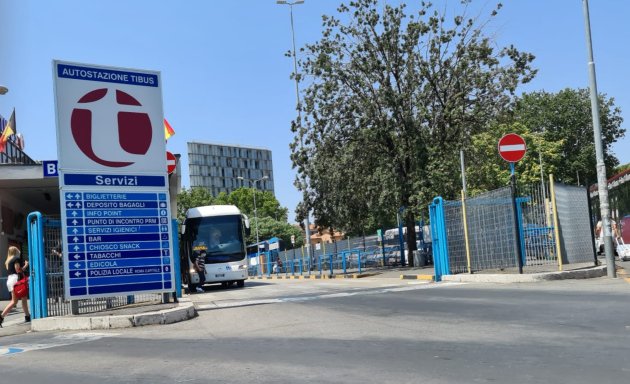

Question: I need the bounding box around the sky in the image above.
[1,0,629,223]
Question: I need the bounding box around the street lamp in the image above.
[277,0,312,269]
[582,0,615,277]
[277,1,305,116]
[238,175,269,275]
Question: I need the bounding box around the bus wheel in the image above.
[221,282,229,288]
[237,280,245,288]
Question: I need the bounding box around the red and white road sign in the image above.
[498,133,527,162]
[166,151,176,174]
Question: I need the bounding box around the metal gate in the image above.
[430,178,595,281]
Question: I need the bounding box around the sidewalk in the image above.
[0,304,32,337]
[0,297,196,338]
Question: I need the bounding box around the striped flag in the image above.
[164,118,175,140]
[0,109,16,153]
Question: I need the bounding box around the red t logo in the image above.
[71,88,153,167]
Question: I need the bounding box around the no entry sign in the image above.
[166,151,176,174]
[498,133,527,162]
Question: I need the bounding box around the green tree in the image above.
[214,188,289,222]
[291,0,535,264]
[466,123,564,194]
[176,187,214,223]
[614,163,630,174]
[178,187,294,247]
[511,88,625,185]
[250,217,304,248]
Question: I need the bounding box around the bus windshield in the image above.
[185,215,245,264]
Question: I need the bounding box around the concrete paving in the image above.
[1,256,628,337]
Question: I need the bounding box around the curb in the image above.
[248,272,379,280]
[441,266,607,283]
[30,299,197,332]
[400,274,435,281]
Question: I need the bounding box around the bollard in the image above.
[319,256,322,275]
[329,254,333,276]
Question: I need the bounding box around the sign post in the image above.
[498,133,526,274]
[53,60,174,300]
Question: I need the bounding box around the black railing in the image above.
[0,138,38,165]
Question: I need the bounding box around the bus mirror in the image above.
[242,215,251,236]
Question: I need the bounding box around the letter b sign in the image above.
[43,160,59,177]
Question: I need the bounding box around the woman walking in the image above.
[0,246,31,327]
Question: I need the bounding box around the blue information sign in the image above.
[62,191,173,298]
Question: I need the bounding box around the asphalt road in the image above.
[1,277,629,383]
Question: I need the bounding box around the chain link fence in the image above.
[430,179,595,279]
[519,183,557,267]
[467,187,519,272]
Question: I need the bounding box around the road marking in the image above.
[196,282,463,310]
[0,332,116,357]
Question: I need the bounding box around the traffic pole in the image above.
[510,163,524,274]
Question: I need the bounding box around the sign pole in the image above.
[499,133,527,275]
[509,162,524,274]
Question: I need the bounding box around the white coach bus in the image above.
[180,205,250,290]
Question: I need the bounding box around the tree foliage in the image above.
[214,188,289,222]
[177,187,295,246]
[176,187,214,224]
[250,217,305,248]
[291,0,536,263]
[466,123,564,194]
[511,88,625,185]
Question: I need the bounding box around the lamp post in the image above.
[582,0,615,277]
[277,0,304,122]
[238,175,268,276]
[277,0,312,269]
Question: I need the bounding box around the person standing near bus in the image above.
[194,250,207,293]
[0,246,31,327]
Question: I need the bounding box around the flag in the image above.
[164,118,175,140]
[0,109,15,153]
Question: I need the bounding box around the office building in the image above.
[188,141,274,196]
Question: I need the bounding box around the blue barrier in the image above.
[266,251,271,277]
[429,197,449,282]
[27,212,47,319]
[172,219,181,298]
